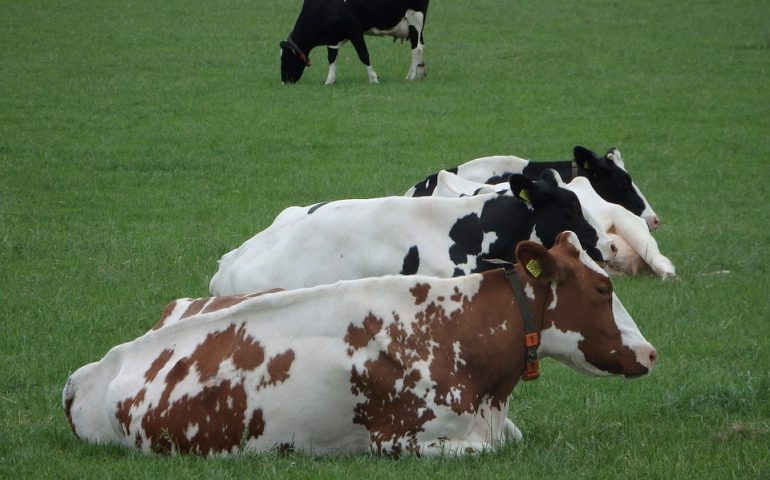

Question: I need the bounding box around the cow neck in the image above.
[502,264,548,381]
[285,35,311,66]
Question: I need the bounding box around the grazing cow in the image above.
[63,232,656,456]
[429,170,676,278]
[209,174,613,296]
[406,146,661,230]
[280,0,429,84]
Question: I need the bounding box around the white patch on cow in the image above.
[610,293,654,369]
[455,155,530,183]
[547,283,558,310]
[539,325,608,376]
[185,423,199,441]
[563,231,608,277]
[523,283,535,301]
[452,341,466,368]
[481,231,498,254]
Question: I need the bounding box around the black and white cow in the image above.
[428,169,677,278]
[279,0,429,84]
[406,146,661,230]
[210,174,612,295]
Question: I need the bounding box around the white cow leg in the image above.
[325,63,337,85]
[325,44,341,85]
[405,10,425,80]
[503,418,523,442]
[407,45,425,80]
[366,65,379,84]
[613,214,676,278]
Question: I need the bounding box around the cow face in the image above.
[509,174,606,262]
[574,146,658,229]
[280,41,309,84]
[517,232,656,378]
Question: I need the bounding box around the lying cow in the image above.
[280,0,429,84]
[406,146,661,231]
[429,170,676,278]
[63,232,656,456]
[209,174,613,295]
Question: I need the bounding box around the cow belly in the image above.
[366,18,409,40]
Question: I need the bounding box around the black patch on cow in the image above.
[446,177,605,273]
[519,161,575,182]
[573,146,646,216]
[410,166,458,197]
[400,246,420,275]
[447,196,533,273]
[308,202,330,215]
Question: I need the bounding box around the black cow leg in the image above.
[325,45,340,85]
[349,33,378,83]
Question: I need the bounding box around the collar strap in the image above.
[504,265,541,380]
[286,36,311,66]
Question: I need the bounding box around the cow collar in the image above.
[286,36,311,67]
[485,259,544,380]
[502,264,543,381]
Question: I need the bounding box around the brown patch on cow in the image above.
[248,408,266,440]
[200,289,284,315]
[144,349,174,383]
[153,300,179,330]
[142,380,250,455]
[113,322,298,455]
[116,388,146,436]
[180,298,209,319]
[264,350,295,386]
[450,286,463,302]
[64,395,76,435]
[409,283,431,305]
[344,313,384,355]
[347,273,533,453]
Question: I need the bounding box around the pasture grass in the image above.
[1,0,768,478]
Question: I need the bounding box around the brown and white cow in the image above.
[63,232,655,457]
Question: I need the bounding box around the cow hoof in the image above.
[369,77,379,84]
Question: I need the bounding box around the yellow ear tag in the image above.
[583,161,591,170]
[526,259,542,278]
[519,188,530,203]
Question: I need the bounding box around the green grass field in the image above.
[1,0,768,477]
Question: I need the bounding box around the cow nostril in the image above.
[649,216,660,230]
[649,349,657,367]
[611,243,618,256]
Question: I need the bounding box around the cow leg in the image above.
[325,44,341,86]
[348,33,378,83]
[611,212,676,278]
[405,10,426,80]
[419,439,494,457]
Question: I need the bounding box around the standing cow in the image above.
[406,146,661,231]
[63,233,656,456]
[280,0,429,84]
[209,175,613,295]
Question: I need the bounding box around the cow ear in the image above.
[509,174,535,205]
[515,241,557,281]
[574,146,603,172]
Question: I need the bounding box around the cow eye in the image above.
[596,286,612,296]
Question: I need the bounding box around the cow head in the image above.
[516,231,656,377]
[573,146,659,230]
[280,39,311,84]
[508,173,607,262]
